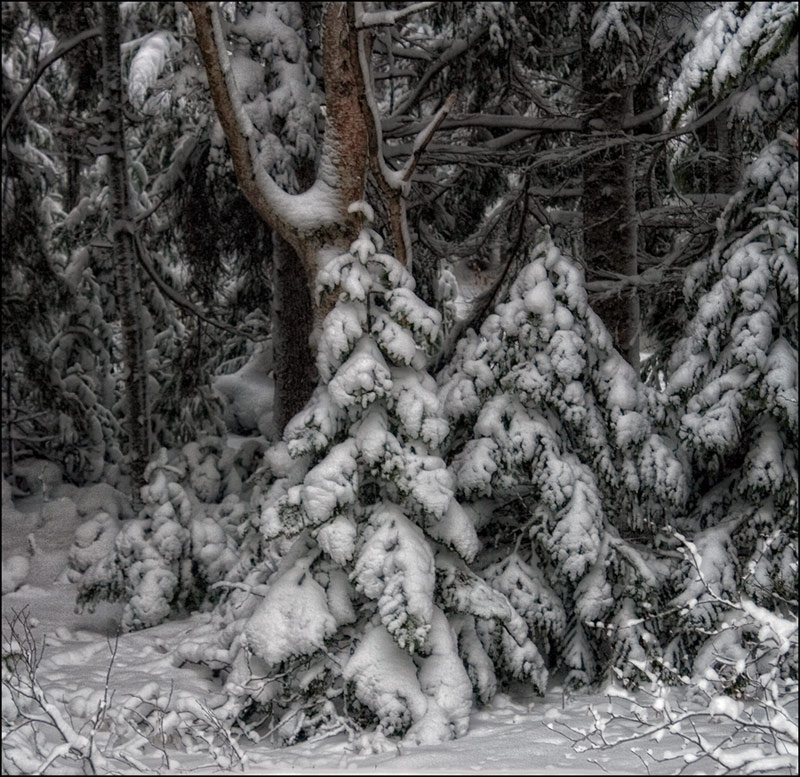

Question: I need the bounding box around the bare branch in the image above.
[400,92,457,182]
[390,28,488,118]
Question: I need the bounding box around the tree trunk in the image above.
[272,232,316,432]
[580,6,640,371]
[100,3,151,500]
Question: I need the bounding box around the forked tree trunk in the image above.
[100,3,151,499]
[187,1,373,433]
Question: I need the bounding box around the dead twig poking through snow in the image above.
[1,607,151,774]
[544,550,799,776]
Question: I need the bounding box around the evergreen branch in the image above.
[2,27,101,141]
[132,233,265,342]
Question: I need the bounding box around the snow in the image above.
[352,504,435,652]
[127,31,178,109]
[212,347,277,438]
[241,552,338,666]
[2,494,797,774]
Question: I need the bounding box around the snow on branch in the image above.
[399,92,457,183]
[186,2,339,264]
[2,26,101,141]
[356,2,439,29]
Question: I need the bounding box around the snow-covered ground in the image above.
[2,487,797,775]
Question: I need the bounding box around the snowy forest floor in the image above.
[2,489,797,775]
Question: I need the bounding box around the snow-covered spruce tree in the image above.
[180,213,550,746]
[438,237,687,689]
[662,134,798,689]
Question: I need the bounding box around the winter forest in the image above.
[1,1,798,774]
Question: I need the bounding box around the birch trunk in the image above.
[100,3,151,498]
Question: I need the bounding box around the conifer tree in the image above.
[663,134,798,684]
[190,213,550,744]
[438,237,687,687]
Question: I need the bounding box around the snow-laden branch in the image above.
[356,2,439,29]
[2,26,101,141]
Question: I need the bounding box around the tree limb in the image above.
[185,3,288,238]
[132,234,264,341]
[355,8,456,268]
[2,26,101,141]
[390,27,488,118]
[356,2,439,29]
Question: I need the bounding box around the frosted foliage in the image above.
[322,566,357,626]
[401,454,453,519]
[483,554,567,641]
[451,438,498,498]
[444,238,680,518]
[671,527,740,628]
[426,500,480,563]
[665,2,798,127]
[353,506,435,653]
[242,554,337,665]
[343,625,427,735]
[610,597,659,685]
[225,2,319,189]
[499,627,548,692]
[639,435,689,506]
[389,370,449,447]
[546,465,603,582]
[128,31,178,109]
[67,512,120,585]
[384,287,441,350]
[314,514,358,566]
[435,553,514,623]
[439,237,688,686]
[741,418,790,497]
[589,2,640,50]
[191,516,237,583]
[564,623,596,689]
[668,141,798,474]
[300,440,359,525]
[284,387,344,458]
[234,218,497,742]
[458,617,497,704]
[328,337,393,409]
[317,250,374,305]
[354,406,402,471]
[371,311,420,367]
[316,302,366,382]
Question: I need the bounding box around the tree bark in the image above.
[580,5,640,371]
[100,3,151,499]
[272,232,316,432]
[187,2,373,429]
